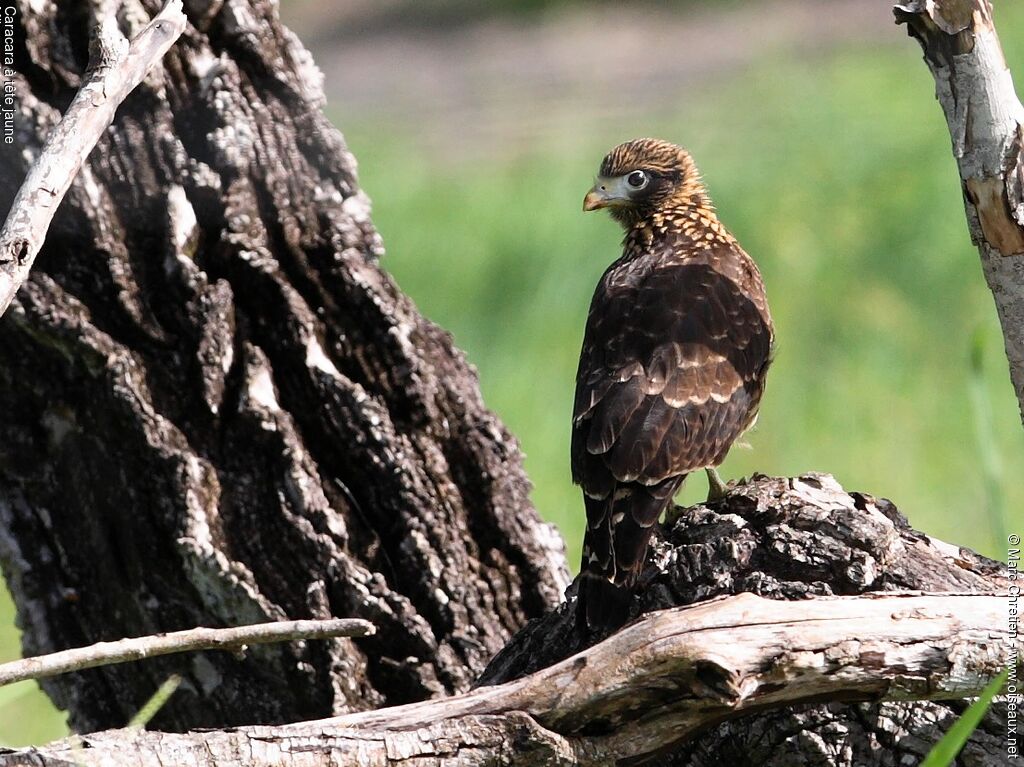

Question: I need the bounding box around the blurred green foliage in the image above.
[3,5,1023,747]
[349,42,1023,570]
[0,674,67,746]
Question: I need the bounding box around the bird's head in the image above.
[583,138,709,227]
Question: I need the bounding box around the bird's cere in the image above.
[583,176,637,211]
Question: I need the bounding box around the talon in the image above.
[706,467,729,502]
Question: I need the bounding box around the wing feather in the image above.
[585,376,645,455]
[571,248,772,495]
[609,395,676,481]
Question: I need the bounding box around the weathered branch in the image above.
[480,472,1016,765]
[896,0,1024,422]
[1,591,1013,766]
[0,618,375,687]
[1,0,1016,760]
[0,0,186,316]
[0,0,566,732]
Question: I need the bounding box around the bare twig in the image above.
[1,592,1013,766]
[0,618,375,687]
[0,0,187,316]
[896,0,1024,423]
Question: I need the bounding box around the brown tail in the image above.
[576,572,633,632]
[577,475,685,631]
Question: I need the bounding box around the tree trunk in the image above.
[895,0,1024,424]
[0,0,567,734]
[481,473,1014,766]
[1,476,1014,767]
[0,1,1014,765]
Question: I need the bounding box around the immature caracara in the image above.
[574,138,774,630]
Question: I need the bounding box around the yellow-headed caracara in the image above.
[574,138,774,630]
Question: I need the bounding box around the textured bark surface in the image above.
[482,473,1014,766]
[2,714,588,767]
[0,479,1014,767]
[0,0,567,734]
[896,0,1024,423]
[1,590,1012,767]
[5,702,1011,767]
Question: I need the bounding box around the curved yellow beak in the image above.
[583,176,629,212]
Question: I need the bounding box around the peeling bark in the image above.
[482,474,1015,766]
[896,0,1024,422]
[0,478,1015,766]
[0,0,566,734]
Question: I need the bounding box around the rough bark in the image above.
[481,473,1015,766]
[0,0,567,734]
[1,474,1016,766]
[0,1,1016,765]
[895,0,1024,423]
[0,0,186,315]
[0,590,1012,766]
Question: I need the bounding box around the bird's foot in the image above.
[705,467,730,503]
[662,475,688,526]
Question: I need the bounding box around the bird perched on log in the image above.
[574,138,774,630]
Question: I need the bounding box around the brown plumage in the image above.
[574,138,774,630]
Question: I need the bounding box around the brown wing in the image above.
[571,253,772,590]
[572,257,771,489]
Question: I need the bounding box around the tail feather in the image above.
[576,572,633,632]
[577,475,685,631]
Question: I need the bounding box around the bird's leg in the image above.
[661,475,688,527]
[705,467,729,502]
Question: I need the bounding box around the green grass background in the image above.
[3,6,1022,745]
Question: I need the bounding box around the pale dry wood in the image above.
[896,0,1024,422]
[0,0,186,316]
[1,592,1013,767]
[0,618,375,688]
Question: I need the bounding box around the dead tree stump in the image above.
[0,0,566,734]
[0,2,1013,765]
[481,474,1011,766]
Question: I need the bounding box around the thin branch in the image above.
[896,0,1024,423]
[327,591,1010,735]
[2,592,1014,766]
[0,0,187,316]
[0,618,375,687]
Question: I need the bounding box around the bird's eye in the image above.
[626,170,648,189]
